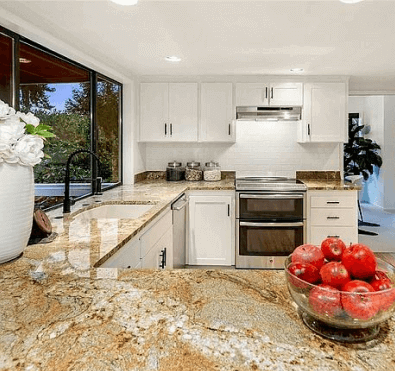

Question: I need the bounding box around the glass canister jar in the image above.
[185,161,203,181]
[166,161,185,181]
[204,161,221,181]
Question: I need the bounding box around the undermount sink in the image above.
[76,204,154,220]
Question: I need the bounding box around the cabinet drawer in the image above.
[310,208,356,227]
[310,226,357,246]
[310,194,355,208]
[140,209,172,258]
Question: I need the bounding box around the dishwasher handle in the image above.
[172,196,188,211]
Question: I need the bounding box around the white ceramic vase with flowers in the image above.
[0,99,54,264]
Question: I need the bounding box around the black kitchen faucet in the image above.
[63,149,102,213]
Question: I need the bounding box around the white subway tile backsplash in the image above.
[145,121,341,175]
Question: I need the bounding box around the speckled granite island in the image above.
[1,178,394,371]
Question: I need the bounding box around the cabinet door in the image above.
[235,83,269,106]
[168,83,198,141]
[200,83,235,142]
[140,83,169,141]
[100,237,140,269]
[304,83,347,143]
[188,195,232,266]
[269,83,303,106]
[141,228,173,269]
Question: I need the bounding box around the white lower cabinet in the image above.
[99,208,173,269]
[100,237,141,269]
[307,190,358,246]
[141,228,173,269]
[187,191,234,266]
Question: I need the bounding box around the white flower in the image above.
[17,112,40,127]
[0,100,13,119]
[0,145,18,163]
[0,100,9,117]
[13,135,44,166]
[0,117,25,145]
[0,100,47,167]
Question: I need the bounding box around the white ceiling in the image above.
[1,0,395,90]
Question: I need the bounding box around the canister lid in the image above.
[187,161,200,167]
[167,161,182,168]
[205,161,217,167]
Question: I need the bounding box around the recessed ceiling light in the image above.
[339,0,363,4]
[19,58,31,64]
[165,56,181,62]
[290,68,304,73]
[110,0,138,5]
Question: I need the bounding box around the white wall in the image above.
[145,121,341,177]
[383,96,395,212]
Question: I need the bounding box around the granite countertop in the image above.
[1,179,394,370]
[1,254,395,370]
[302,179,361,191]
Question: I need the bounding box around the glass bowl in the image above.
[285,255,395,342]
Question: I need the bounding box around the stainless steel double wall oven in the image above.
[236,177,307,269]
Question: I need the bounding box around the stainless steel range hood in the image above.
[236,106,302,121]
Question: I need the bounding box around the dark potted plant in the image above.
[344,117,383,181]
[344,115,383,235]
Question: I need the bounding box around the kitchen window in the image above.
[0,25,123,210]
[0,31,13,106]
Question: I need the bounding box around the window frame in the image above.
[0,25,123,210]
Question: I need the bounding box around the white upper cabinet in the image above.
[299,82,347,143]
[140,82,198,142]
[235,83,269,106]
[168,83,198,141]
[236,82,303,107]
[200,83,235,142]
[140,83,168,142]
[269,83,303,106]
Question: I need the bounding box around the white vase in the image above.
[0,162,34,264]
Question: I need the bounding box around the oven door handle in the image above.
[239,221,304,227]
[239,194,305,199]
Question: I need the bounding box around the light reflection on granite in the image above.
[25,179,235,269]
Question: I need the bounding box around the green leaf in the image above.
[25,124,36,134]
[36,124,52,131]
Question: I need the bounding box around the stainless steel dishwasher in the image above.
[171,194,188,268]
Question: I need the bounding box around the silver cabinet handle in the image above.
[327,235,340,238]
[240,193,304,199]
[240,221,304,227]
[165,123,167,136]
[265,87,268,99]
[271,87,274,99]
[228,123,231,136]
[327,216,340,220]
[170,123,173,136]
[327,201,340,204]
[172,200,187,211]
[227,204,230,217]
